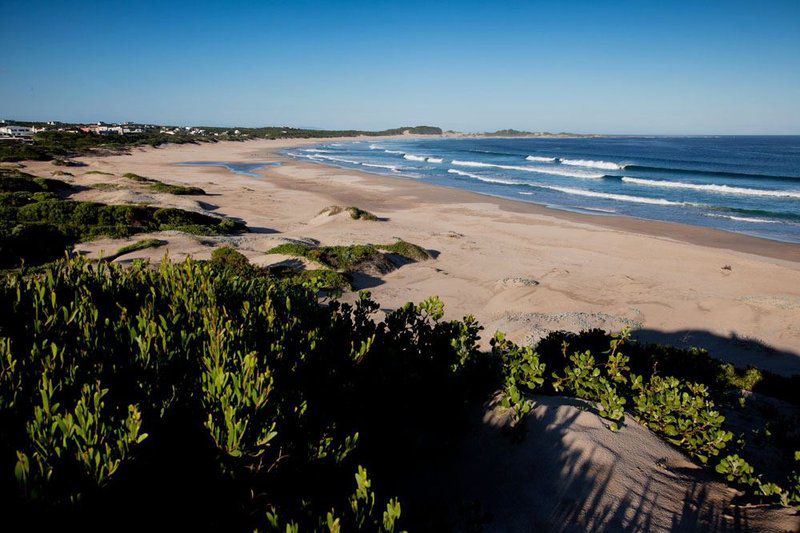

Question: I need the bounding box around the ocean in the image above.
[286,136,800,244]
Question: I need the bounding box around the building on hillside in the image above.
[0,125,34,137]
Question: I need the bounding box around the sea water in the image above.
[286,136,800,243]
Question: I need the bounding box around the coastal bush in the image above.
[110,238,168,259]
[631,376,732,463]
[491,332,546,424]
[0,257,495,528]
[268,240,431,273]
[123,172,205,195]
[550,332,631,431]
[377,239,433,261]
[534,329,800,406]
[0,190,244,267]
[320,205,379,221]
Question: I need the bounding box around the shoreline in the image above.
[262,138,800,264]
[23,137,800,376]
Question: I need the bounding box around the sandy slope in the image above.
[408,396,798,532]
[21,137,800,531]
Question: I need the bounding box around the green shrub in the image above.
[148,182,206,195]
[320,205,379,221]
[122,173,205,195]
[268,240,430,272]
[123,173,153,182]
[112,239,168,258]
[632,376,732,463]
[0,258,490,527]
[550,331,631,431]
[84,170,115,176]
[209,246,256,277]
[377,239,432,261]
[0,193,244,267]
[491,332,546,424]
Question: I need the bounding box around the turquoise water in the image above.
[178,161,279,177]
[286,137,800,243]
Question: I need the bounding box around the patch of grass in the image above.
[85,170,115,176]
[320,205,378,221]
[377,239,432,261]
[89,183,121,191]
[268,240,431,276]
[148,182,206,195]
[51,170,73,177]
[123,172,154,182]
[124,172,205,195]
[114,238,168,257]
[268,243,385,272]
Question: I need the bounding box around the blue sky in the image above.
[1,1,799,134]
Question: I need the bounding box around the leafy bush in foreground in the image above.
[0,257,492,529]
[1,254,797,529]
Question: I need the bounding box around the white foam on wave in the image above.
[302,148,333,153]
[384,149,404,155]
[361,162,399,172]
[368,144,383,150]
[307,154,363,165]
[523,185,684,206]
[447,168,526,185]
[426,157,444,163]
[403,154,427,162]
[560,158,623,171]
[621,176,800,199]
[706,213,778,224]
[526,155,557,163]
[451,159,605,179]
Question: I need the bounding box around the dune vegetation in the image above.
[1,253,799,530]
[0,168,243,268]
[1,166,799,531]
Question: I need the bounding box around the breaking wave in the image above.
[560,158,624,171]
[621,176,800,199]
[451,160,605,179]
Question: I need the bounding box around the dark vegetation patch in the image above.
[0,170,243,268]
[1,257,798,531]
[268,240,431,273]
[85,170,115,176]
[0,258,486,529]
[211,245,350,292]
[107,239,168,260]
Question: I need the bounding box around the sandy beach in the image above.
[29,137,800,376]
[18,136,800,531]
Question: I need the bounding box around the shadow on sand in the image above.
[633,328,800,377]
[388,395,797,532]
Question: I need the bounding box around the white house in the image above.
[0,125,34,137]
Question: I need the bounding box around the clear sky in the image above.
[1,0,799,134]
